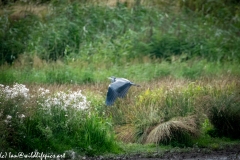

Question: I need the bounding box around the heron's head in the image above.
[108,76,116,83]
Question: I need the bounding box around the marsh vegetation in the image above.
[0,0,240,157]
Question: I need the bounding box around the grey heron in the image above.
[105,76,140,106]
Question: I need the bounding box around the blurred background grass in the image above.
[0,0,240,84]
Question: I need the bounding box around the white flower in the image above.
[6,115,12,120]
[38,89,89,111]
[2,83,29,100]
[19,114,25,119]
[0,84,4,87]
[4,120,10,124]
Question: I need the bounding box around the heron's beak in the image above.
[108,77,112,80]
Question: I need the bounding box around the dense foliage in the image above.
[1,0,240,65]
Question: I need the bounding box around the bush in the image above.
[0,12,38,64]
[206,93,240,139]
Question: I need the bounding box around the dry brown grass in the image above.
[105,0,135,7]
[115,124,135,143]
[24,75,239,98]
[145,115,199,144]
[1,4,49,21]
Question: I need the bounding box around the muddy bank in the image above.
[84,145,240,160]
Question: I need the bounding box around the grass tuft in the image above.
[146,116,199,146]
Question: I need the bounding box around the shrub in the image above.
[206,92,240,139]
[0,12,38,64]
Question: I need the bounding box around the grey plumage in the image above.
[106,76,140,106]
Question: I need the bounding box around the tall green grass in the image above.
[1,59,240,84]
[1,0,240,65]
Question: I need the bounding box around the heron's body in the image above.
[106,77,140,106]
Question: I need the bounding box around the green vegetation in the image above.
[1,59,240,84]
[206,92,240,139]
[112,80,240,146]
[0,0,240,157]
[0,84,120,155]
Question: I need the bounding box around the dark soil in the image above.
[84,145,240,160]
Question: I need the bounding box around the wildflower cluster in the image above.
[1,83,89,110]
[0,83,29,100]
[37,88,89,110]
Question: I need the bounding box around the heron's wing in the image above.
[117,82,132,98]
[106,85,118,106]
